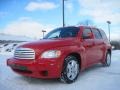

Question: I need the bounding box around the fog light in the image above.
[40,71,48,76]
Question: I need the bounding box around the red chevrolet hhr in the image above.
[7,26,112,83]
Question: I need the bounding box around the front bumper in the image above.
[7,58,61,78]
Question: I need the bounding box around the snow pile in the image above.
[0,42,27,55]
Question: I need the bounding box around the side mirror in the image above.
[82,33,93,39]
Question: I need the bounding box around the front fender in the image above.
[59,45,86,71]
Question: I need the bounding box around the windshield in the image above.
[44,27,79,39]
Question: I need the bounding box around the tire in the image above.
[103,52,111,66]
[60,56,80,84]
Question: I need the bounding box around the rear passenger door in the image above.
[91,28,104,62]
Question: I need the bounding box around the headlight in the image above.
[41,50,61,58]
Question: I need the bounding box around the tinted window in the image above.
[99,29,108,40]
[44,27,79,39]
[82,28,92,39]
[45,30,60,39]
[92,29,102,39]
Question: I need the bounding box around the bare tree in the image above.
[77,19,94,26]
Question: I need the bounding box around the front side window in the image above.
[82,28,92,39]
[44,27,79,39]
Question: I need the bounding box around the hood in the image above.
[19,38,77,50]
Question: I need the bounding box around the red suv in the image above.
[7,26,111,83]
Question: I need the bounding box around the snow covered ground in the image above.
[0,50,120,90]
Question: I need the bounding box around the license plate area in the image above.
[10,64,27,71]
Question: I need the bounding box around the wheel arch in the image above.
[107,49,112,56]
[65,52,82,70]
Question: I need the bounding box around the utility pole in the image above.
[62,0,65,27]
[107,21,111,42]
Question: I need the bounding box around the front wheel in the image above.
[103,53,111,66]
[60,56,80,84]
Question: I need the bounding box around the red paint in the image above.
[7,26,111,79]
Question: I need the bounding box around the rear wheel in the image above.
[103,52,111,66]
[60,56,80,84]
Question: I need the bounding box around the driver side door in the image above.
[82,28,96,66]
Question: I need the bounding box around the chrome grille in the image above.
[14,48,35,59]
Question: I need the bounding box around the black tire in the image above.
[60,56,80,84]
[103,52,111,66]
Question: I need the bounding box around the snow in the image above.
[0,50,120,90]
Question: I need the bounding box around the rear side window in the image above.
[99,29,108,40]
[91,29,102,39]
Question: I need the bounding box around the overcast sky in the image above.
[0,0,120,40]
